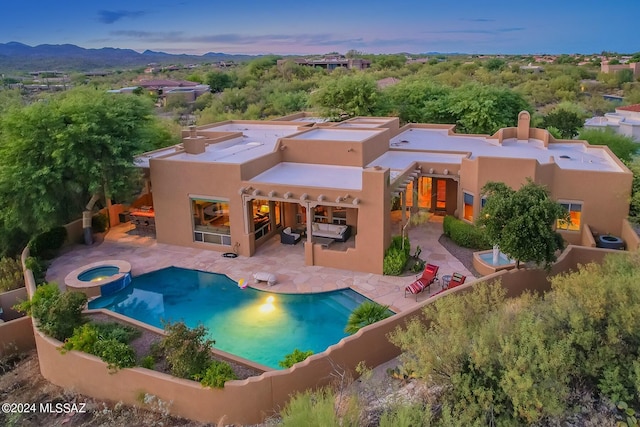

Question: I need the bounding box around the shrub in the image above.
[280,387,361,427]
[93,339,136,371]
[24,256,47,285]
[200,360,237,388]
[383,248,406,275]
[140,355,155,369]
[442,215,491,249]
[379,403,432,427]
[383,235,410,275]
[0,257,24,292]
[345,301,392,335]
[28,226,67,259]
[61,323,99,353]
[15,283,86,341]
[279,349,314,369]
[159,321,214,380]
[92,213,109,233]
[92,322,141,343]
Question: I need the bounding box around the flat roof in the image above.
[291,128,382,142]
[166,123,302,164]
[250,162,362,190]
[333,122,383,128]
[385,128,623,172]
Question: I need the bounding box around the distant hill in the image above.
[0,42,257,73]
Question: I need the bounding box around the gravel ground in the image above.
[437,234,481,277]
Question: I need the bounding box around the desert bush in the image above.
[279,348,314,369]
[92,322,141,343]
[24,256,47,285]
[140,355,155,369]
[0,256,24,292]
[280,387,361,427]
[378,403,433,427]
[92,213,109,233]
[383,235,410,275]
[93,339,136,371]
[442,215,491,249]
[200,360,237,388]
[61,323,99,353]
[389,251,640,424]
[15,283,86,341]
[158,321,214,380]
[27,226,67,259]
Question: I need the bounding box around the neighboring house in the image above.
[109,79,210,105]
[519,63,543,73]
[601,61,640,78]
[277,55,371,71]
[585,104,640,142]
[134,112,632,274]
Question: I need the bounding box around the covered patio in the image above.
[47,217,473,313]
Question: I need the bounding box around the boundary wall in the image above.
[22,245,617,425]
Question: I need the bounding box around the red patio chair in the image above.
[447,272,466,289]
[404,263,439,301]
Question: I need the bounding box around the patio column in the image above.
[305,202,313,243]
[412,176,419,210]
[401,190,407,224]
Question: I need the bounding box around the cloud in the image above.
[424,27,525,35]
[109,30,365,47]
[464,18,496,22]
[98,10,145,24]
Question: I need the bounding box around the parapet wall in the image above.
[22,245,620,425]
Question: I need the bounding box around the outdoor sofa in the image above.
[311,222,351,242]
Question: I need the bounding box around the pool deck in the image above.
[46,215,473,313]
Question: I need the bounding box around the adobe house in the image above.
[134,112,632,274]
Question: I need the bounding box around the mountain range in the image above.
[0,42,258,74]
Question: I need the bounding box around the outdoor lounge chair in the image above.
[447,272,466,289]
[404,263,440,301]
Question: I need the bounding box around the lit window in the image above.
[463,192,474,221]
[557,202,582,231]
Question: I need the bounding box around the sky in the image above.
[1,0,638,56]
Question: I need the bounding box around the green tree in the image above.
[311,74,380,119]
[205,71,233,93]
[0,88,173,234]
[578,128,638,162]
[477,180,567,269]
[447,84,531,134]
[484,58,506,71]
[542,108,584,138]
[627,157,640,222]
[384,79,452,123]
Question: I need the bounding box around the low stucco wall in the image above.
[0,317,35,356]
[621,219,640,251]
[0,287,28,321]
[22,244,619,425]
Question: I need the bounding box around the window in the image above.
[463,192,474,221]
[557,202,582,231]
[481,197,487,209]
[191,198,231,245]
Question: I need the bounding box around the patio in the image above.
[46,216,473,313]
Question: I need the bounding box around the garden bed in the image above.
[86,312,261,380]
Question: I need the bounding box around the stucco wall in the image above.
[0,317,35,356]
[23,244,619,425]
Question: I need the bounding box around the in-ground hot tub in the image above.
[65,260,132,298]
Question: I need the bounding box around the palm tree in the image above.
[344,301,391,335]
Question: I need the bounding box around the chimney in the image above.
[517,111,530,141]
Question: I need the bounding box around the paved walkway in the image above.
[47,217,473,313]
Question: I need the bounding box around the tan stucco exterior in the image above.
[137,114,633,274]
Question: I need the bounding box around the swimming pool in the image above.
[88,266,386,369]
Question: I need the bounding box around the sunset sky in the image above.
[2,0,638,55]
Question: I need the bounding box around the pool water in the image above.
[88,267,384,369]
[78,266,120,282]
[478,252,514,266]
